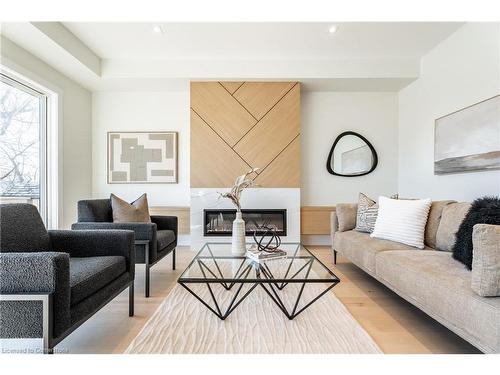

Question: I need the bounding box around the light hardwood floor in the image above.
[56,246,480,354]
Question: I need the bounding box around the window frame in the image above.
[1,71,54,226]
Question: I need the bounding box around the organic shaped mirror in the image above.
[326,131,378,177]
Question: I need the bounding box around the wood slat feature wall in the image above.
[190,81,300,188]
[300,206,336,235]
[149,206,190,235]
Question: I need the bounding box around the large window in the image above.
[0,73,48,223]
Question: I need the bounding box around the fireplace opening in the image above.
[204,209,287,237]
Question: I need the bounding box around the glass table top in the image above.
[178,243,340,284]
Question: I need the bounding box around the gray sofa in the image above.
[0,204,135,353]
[331,200,500,353]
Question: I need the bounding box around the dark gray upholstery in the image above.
[49,229,135,274]
[77,199,112,222]
[72,199,177,264]
[0,203,135,350]
[70,256,126,306]
[0,252,70,338]
[71,222,157,243]
[157,230,176,251]
[0,204,51,252]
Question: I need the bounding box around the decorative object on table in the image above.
[246,245,287,263]
[452,196,500,270]
[434,95,500,175]
[245,224,286,262]
[252,225,282,252]
[108,131,178,183]
[326,131,378,177]
[110,193,151,222]
[370,196,432,249]
[218,168,259,255]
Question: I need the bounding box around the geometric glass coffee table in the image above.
[178,243,340,320]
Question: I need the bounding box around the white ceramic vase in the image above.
[231,211,246,255]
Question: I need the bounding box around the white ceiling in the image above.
[63,22,463,60]
[1,22,464,91]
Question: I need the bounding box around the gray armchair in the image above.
[0,204,135,353]
[71,199,177,297]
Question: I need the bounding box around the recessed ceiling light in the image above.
[328,25,339,34]
[153,25,164,34]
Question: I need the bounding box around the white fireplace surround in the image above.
[190,188,300,249]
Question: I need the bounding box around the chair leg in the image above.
[333,250,337,265]
[145,242,150,298]
[145,264,150,298]
[129,283,134,317]
[172,248,176,271]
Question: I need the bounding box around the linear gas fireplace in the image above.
[204,209,287,237]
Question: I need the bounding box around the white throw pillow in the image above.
[370,196,432,249]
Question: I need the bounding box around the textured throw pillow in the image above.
[471,224,500,297]
[371,196,432,249]
[435,202,471,251]
[452,196,500,270]
[336,203,358,232]
[355,193,379,233]
[111,193,151,223]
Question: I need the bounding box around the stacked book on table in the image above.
[246,245,287,263]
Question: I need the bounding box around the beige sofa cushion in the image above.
[375,250,500,353]
[425,200,456,249]
[435,202,471,251]
[333,230,431,274]
[336,203,358,232]
[472,224,500,297]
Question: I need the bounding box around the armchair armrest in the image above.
[49,230,135,274]
[71,222,156,241]
[471,224,500,297]
[0,252,70,338]
[151,215,178,238]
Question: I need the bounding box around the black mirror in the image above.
[326,131,378,177]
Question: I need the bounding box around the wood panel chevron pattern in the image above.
[190,81,300,188]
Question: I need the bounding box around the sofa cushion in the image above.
[371,197,432,249]
[354,193,378,233]
[157,229,176,251]
[336,203,358,232]
[70,256,126,306]
[425,200,456,249]
[333,230,430,274]
[472,224,500,297]
[435,202,471,251]
[375,250,500,353]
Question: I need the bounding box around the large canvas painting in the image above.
[434,95,500,175]
[108,131,178,183]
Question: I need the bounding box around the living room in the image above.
[1,0,499,372]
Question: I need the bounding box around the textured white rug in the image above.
[125,282,381,354]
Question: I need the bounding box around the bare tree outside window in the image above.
[0,79,41,208]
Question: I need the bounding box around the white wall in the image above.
[398,23,500,201]
[92,91,190,206]
[1,36,92,228]
[301,92,399,205]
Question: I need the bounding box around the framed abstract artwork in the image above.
[434,95,500,175]
[107,131,178,183]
